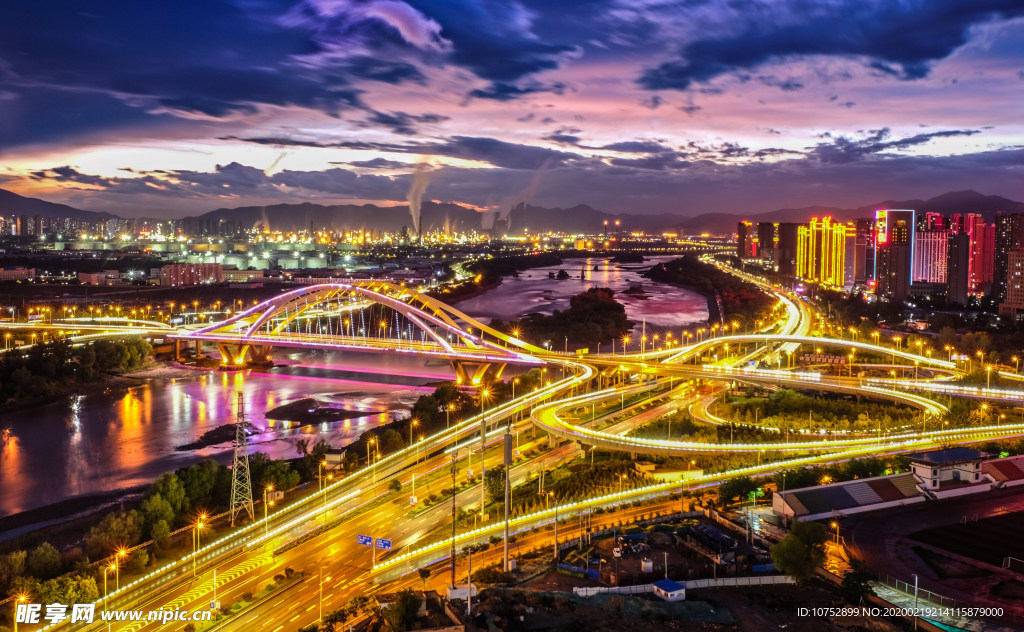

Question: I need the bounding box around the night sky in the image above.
[1,0,1022,218]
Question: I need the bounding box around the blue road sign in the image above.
[375,538,392,551]
[357,534,372,547]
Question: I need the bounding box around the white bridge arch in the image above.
[173,282,544,385]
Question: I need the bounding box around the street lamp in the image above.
[409,418,419,446]
[115,548,127,588]
[986,365,993,388]
[13,594,28,632]
[1015,356,1020,374]
[263,484,275,536]
[318,565,331,624]
[192,514,206,576]
[830,521,839,544]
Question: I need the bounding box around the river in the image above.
[0,351,452,518]
[455,256,708,331]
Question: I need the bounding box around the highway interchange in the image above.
[19,259,1024,632]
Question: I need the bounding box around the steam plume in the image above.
[406,162,432,238]
[504,157,554,230]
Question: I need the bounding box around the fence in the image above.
[572,574,793,597]
[557,563,600,580]
[573,584,653,597]
[685,575,793,589]
[880,575,962,609]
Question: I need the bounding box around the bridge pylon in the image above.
[452,360,506,387]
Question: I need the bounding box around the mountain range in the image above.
[1,188,1021,235]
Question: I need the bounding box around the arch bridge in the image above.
[172,282,545,385]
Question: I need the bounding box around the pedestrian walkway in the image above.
[870,582,1019,632]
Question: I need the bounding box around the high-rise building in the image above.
[998,249,1024,322]
[920,212,945,231]
[947,230,971,305]
[736,221,755,258]
[994,212,1024,302]
[853,218,875,284]
[964,214,994,293]
[874,209,915,302]
[757,222,777,265]
[776,223,800,276]
[913,229,949,283]
[796,216,848,287]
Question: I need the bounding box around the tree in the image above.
[177,459,228,511]
[26,543,62,579]
[938,326,957,348]
[84,510,144,558]
[37,575,98,605]
[417,567,430,590]
[141,493,175,530]
[840,558,875,603]
[770,520,827,582]
[388,479,402,493]
[380,588,419,632]
[126,549,149,573]
[0,550,26,586]
[151,520,171,554]
[717,476,758,506]
[484,467,506,503]
[259,460,300,491]
[149,473,187,516]
[379,428,405,454]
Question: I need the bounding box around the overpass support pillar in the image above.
[451,360,507,388]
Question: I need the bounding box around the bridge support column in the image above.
[249,344,274,364]
[216,343,251,367]
[451,361,506,387]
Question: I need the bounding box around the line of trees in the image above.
[491,287,631,346]
[0,337,152,405]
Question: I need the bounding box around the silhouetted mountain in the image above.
[0,188,117,220]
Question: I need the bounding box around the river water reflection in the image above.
[0,351,451,517]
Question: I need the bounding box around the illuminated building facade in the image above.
[994,212,1024,302]
[947,229,971,305]
[998,250,1024,322]
[913,229,948,283]
[736,221,756,258]
[874,209,914,302]
[796,216,848,287]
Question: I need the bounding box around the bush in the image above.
[242,592,253,602]
[273,574,285,583]
[285,567,294,578]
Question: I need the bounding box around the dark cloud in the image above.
[807,128,980,164]
[359,111,450,135]
[340,57,428,85]
[608,154,690,170]
[600,141,669,154]
[24,145,1024,219]
[29,166,111,187]
[638,1,1024,90]
[468,81,566,101]
[223,134,576,170]
[344,158,410,169]
[405,0,576,81]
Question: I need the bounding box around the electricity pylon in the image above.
[230,392,254,526]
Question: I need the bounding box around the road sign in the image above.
[375,538,392,551]
[357,534,372,547]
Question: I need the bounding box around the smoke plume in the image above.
[504,157,554,230]
[406,162,432,237]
